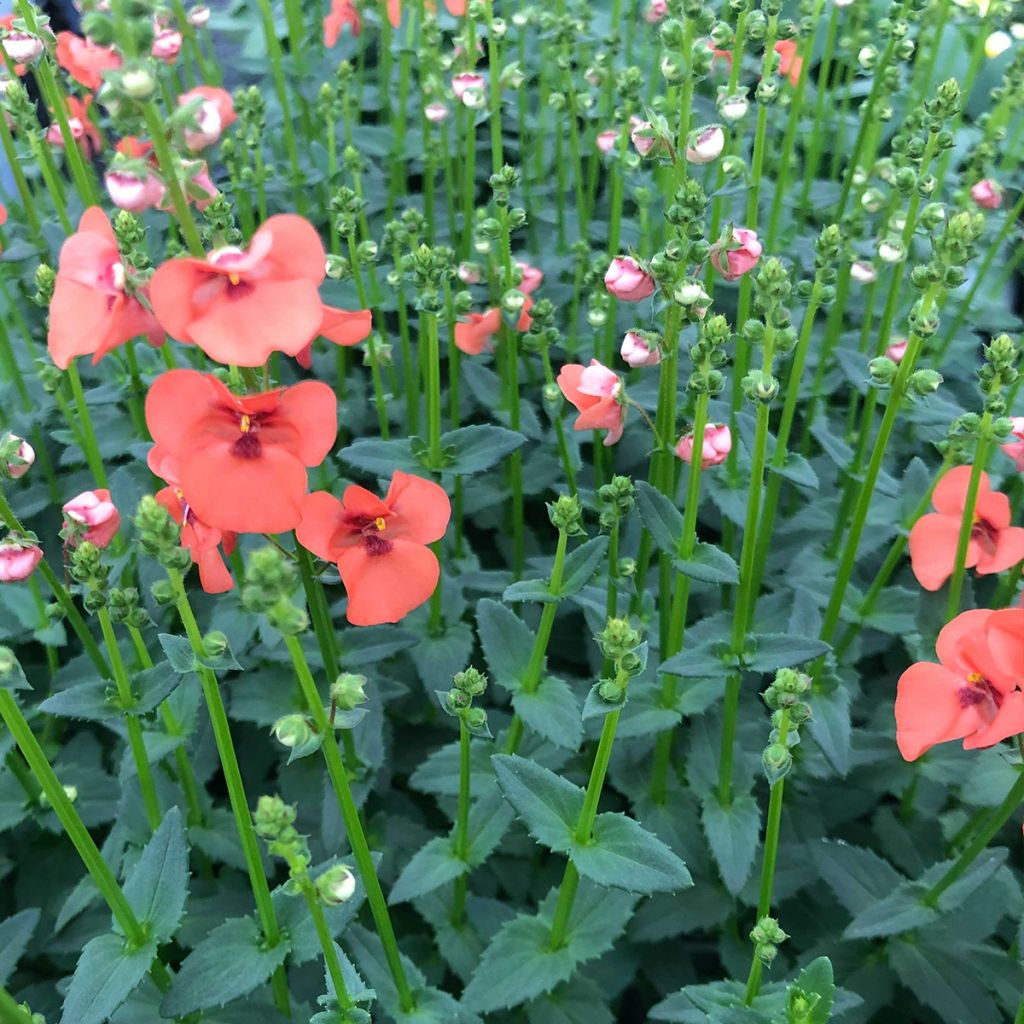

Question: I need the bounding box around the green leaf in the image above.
[59,933,158,1024]
[39,680,117,723]
[636,480,683,556]
[410,622,474,691]
[133,662,183,714]
[389,836,468,905]
[582,681,627,720]
[675,542,740,585]
[571,812,693,894]
[558,536,610,597]
[121,807,188,943]
[160,917,290,1015]
[0,908,39,985]
[660,641,737,678]
[525,976,615,1024]
[492,754,581,851]
[701,794,760,895]
[338,437,422,477]
[158,634,241,674]
[503,578,559,603]
[814,841,905,914]
[842,884,937,939]
[462,882,636,1013]
[889,941,1001,1024]
[807,682,850,775]
[477,598,534,689]
[512,676,583,750]
[767,452,818,490]
[786,957,834,1024]
[441,425,527,475]
[743,634,830,673]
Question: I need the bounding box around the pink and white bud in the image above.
[718,93,749,121]
[3,32,44,65]
[604,255,656,302]
[685,125,725,164]
[182,100,225,150]
[0,539,43,583]
[644,0,668,22]
[1001,416,1024,472]
[675,423,732,469]
[970,178,1002,210]
[105,169,165,212]
[63,489,121,549]
[452,72,486,107]
[457,262,481,284]
[709,228,762,282]
[151,28,182,63]
[187,5,211,26]
[850,260,877,284]
[578,360,622,399]
[885,338,908,363]
[424,102,449,123]
[46,117,86,149]
[516,260,543,294]
[596,129,619,154]
[4,436,34,479]
[630,120,664,158]
[620,330,661,367]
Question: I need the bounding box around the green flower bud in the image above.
[330,673,368,709]
[253,794,297,840]
[272,714,315,750]
[453,667,488,697]
[909,368,943,395]
[316,864,357,905]
[203,630,229,658]
[547,494,584,534]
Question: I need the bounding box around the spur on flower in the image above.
[557,359,625,447]
[145,369,337,534]
[297,472,451,626]
[48,208,164,369]
[895,608,1024,760]
[149,214,370,366]
[908,465,1024,591]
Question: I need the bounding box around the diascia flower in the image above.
[48,207,164,369]
[297,472,451,626]
[0,536,43,583]
[908,465,1024,591]
[324,0,361,44]
[145,369,337,533]
[149,448,237,593]
[557,360,625,446]
[709,227,762,281]
[455,298,533,356]
[149,214,370,366]
[63,489,121,548]
[895,608,1024,760]
[774,39,803,86]
[55,31,121,90]
[1001,417,1024,472]
[46,95,102,159]
[178,86,236,150]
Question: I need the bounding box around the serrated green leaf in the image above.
[889,941,1001,1024]
[503,578,559,603]
[512,676,583,750]
[389,836,468,904]
[660,642,735,678]
[558,536,610,598]
[39,680,117,722]
[121,807,188,943]
[477,598,534,689]
[744,634,831,673]
[582,681,627,720]
[787,957,834,1024]
[0,908,39,985]
[492,754,581,851]
[675,543,740,585]
[525,977,615,1024]
[636,480,684,556]
[338,437,421,477]
[60,933,158,1024]
[701,794,760,895]
[160,917,290,1015]
[441,425,527,475]
[814,841,905,914]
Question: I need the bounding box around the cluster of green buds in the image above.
[107,587,150,629]
[241,546,308,636]
[741,258,795,404]
[750,915,789,968]
[330,186,370,245]
[487,165,526,224]
[134,497,191,605]
[659,0,715,86]
[597,475,636,531]
[687,313,732,397]
[797,224,842,306]
[254,795,358,907]
[547,493,586,537]
[761,667,812,784]
[438,667,490,737]
[1,78,44,138]
[234,85,267,150]
[522,297,560,359]
[112,210,153,274]
[594,617,645,706]
[33,263,56,309]
[273,673,369,760]
[402,244,456,314]
[200,194,243,249]
[66,542,110,612]
[975,333,1020,417]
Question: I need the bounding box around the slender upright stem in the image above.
[945,419,991,621]
[66,364,108,488]
[450,719,472,925]
[303,886,352,1009]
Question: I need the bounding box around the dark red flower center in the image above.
[348,513,393,557]
[958,672,1002,709]
[970,517,998,556]
[230,412,263,459]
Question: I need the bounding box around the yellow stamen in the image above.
[229,272,241,286]
[967,672,984,684]
[240,414,251,433]
[374,516,386,531]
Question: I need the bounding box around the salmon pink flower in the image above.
[386,0,465,27]
[105,166,165,212]
[63,489,120,548]
[676,423,732,468]
[46,95,101,159]
[295,304,374,368]
[145,369,337,533]
[151,28,182,63]
[686,125,725,164]
[908,465,1024,591]
[620,330,660,367]
[48,207,164,369]
[297,472,451,626]
[774,39,803,86]
[596,129,619,154]
[149,214,368,366]
[557,360,625,447]
[516,260,543,294]
[150,448,237,593]
[0,536,43,582]
[1001,417,1024,472]
[452,72,486,107]
[605,256,655,302]
[455,297,533,356]
[324,0,361,44]
[895,608,1024,760]
[3,434,34,479]
[178,86,236,150]
[970,179,1002,210]
[55,31,121,90]
[709,227,762,282]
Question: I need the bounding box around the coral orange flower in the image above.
[295,304,373,368]
[149,214,369,367]
[150,448,237,593]
[557,359,625,446]
[895,608,1024,761]
[0,202,6,254]
[454,297,533,356]
[177,86,237,150]
[297,472,451,626]
[46,95,102,159]
[324,0,361,44]
[145,369,337,534]
[774,40,803,87]
[908,465,1024,591]
[385,0,465,26]
[48,207,164,369]
[55,31,121,90]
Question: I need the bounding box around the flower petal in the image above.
[894,661,985,761]
[297,490,346,562]
[976,525,1024,577]
[908,512,975,591]
[273,380,338,466]
[338,538,439,625]
[385,471,451,544]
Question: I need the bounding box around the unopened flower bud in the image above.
[316,865,357,905]
[330,673,368,709]
[909,368,943,395]
[868,355,899,386]
[272,714,314,749]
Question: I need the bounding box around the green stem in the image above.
[303,885,352,1008]
[285,634,416,1012]
[348,236,389,438]
[142,104,205,256]
[65,363,108,487]
[0,985,35,1024]
[945,418,991,621]
[450,718,472,926]
[424,309,443,469]
[797,5,839,212]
